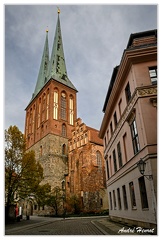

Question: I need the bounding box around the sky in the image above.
[4,3,158,133]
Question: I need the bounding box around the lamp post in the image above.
[137,158,153,180]
[137,158,156,223]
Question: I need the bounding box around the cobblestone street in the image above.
[5,216,106,235]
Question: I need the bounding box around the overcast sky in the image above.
[4,4,157,133]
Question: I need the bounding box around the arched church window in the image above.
[62,144,66,155]
[61,92,66,120]
[42,93,46,122]
[38,98,41,128]
[53,89,58,120]
[32,105,35,133]
[62,123,66,137]
[69,95,74,125]
[46,89,49,120]
[96,151,102,171]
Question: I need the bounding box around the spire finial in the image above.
[46,26,48,33]
[57,7,60,14]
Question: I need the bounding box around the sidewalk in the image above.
[92,217,157,235]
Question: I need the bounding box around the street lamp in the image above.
[137,158,153,180]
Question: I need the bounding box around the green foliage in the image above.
[5,125,46,209]
[68,194,81,214]
[46,186,63,216]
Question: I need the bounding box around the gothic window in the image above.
[62,144,66,155]
[96,151,102,171]
[53,89,58,120]
[42,93,46,122]
[40,145,43,157]
[62,124,66,137]
[29,108,32,133]
[69,95,74,125]
[46,90,49,120]
[38,98,41,128]
[61,92,66,120]
[26,112,29,137]
[32,105,35,134]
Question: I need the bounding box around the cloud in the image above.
[5,4,157,132]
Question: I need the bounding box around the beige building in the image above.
[66,118,108,213]
[99,29,157,228]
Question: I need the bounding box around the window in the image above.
[122,185,128,209]
[129,182,137,209]
[46,90,49,120]
[106,160,110,179]
[38,98,41,127]
[32,106,35,134]
[109,192,113,210]
[125,82,131,103]
[62,124,66,137]
[62,144,66,155]
[113,190,117,209]
[117,142,123,168]
[53,90,58,120]
[117,188,122,210]
[118,98,122,117]
[123,133,127,163]
[149,66,157,85]
[96,151,102,171]
[110,122,113,136]
[69,95,74,125]
[40,146,43,156]
[61,92,66,120]
[130,119,140,154]
[113,111,118,128]
[42,93,46,122]
[113,149,117,173]
[138,176,148,209]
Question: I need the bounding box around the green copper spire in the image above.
[47,11,77,91]
[32,30,49,98]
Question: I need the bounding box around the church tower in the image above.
[24,10,77,189]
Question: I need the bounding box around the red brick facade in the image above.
[66,118,108,212]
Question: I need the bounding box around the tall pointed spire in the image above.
[47,10,77,91]
[32,30,49,98]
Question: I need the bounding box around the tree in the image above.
[68,194,81,214]
[34,183,51,209]
[5,125,45,219]
[46,186,63,216]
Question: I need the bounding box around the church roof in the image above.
[31,10,77,103]
[32,30,49,98]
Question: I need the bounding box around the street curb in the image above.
[91,220,112,235]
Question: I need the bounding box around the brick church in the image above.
[24,10,108,214]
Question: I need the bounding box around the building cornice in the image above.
[99,45,157,138]
[103,85,157,157]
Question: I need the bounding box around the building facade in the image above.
[99,29,157,228]
[66,118,108,212]
[24,11,108,215]
[25,12,77,195]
